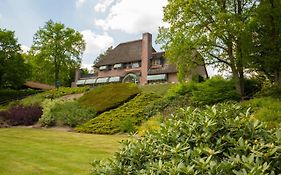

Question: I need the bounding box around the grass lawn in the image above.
[140,83,175,96]
[0,127,126,175]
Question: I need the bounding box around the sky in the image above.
[0,0,168,70]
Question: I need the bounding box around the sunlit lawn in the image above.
[0,127,126,175]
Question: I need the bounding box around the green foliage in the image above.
[78,83,140,113]
[28,20,86,87]
[20,86,89,106]
[140,83,175,96]
[157,0,258,96]
[248,0,281,83]
[243,97,281,128]
[0,29,30,89]
[137,114,162,136]
[91,103,281,174]
[76,93,160,134]
[0,89,39,104]
[39,99,96,127]
[255,84,281,99]
[166,77,240,106]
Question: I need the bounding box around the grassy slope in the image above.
[140,83,175,96]
[0,128,126,175]
[78,83,140,113]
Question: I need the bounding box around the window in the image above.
[113,63,123,69]
[132,62,140,68]
[99,66,108,71]
[151,59,161,66]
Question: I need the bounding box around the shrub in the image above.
[166,77,240,105]
[78,83,141,113]
[91,103,281,174]
[0,105,42,126]
[39,99,96,127]
[76,93,160,134]
[256,84,281,99]
[243,97,281,128]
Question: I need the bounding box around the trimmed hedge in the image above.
[91,103,281,174]
[78,83,141,113]
[76,93,160,134]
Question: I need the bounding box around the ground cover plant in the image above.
[39,99,96,127]
[91,103,281,174]
[78,83,140,113]
[76,93,160,134]
[0,128,126,175]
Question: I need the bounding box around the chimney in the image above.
[140,33,152,85]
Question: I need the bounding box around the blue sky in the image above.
[0,0,167,69]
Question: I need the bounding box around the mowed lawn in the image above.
[0,127,126,175]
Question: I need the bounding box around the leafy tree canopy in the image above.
[28,20,86,87]
[158,0,259,96]
[0,28,30,89]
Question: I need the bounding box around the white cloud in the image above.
[80,30,114,55]
[94,0,115,12]
[95,0,168,34]
[21,45,30,53]
[76,0,86,8]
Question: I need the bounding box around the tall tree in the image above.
[0,29,30,89]
[29,20,85,87]
[158,0,259,96]
[248,0,281,84]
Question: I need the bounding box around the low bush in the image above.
[78,83,141,113]
[76,93,160,134]
[91,103,281,174]
[243,97,281,128]
[0,105,42,126]
[39,99,96,127]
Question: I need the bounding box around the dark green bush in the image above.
[39,99,96,127]
[0,89,40,105]
[78,83,141,113]
[76,93,160,134]
[91,103,281,174]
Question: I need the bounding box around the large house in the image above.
[74,33,208,86]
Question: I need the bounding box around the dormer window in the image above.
[99,66,108,71]
[151,59,161,66]
[132,62,140,68]
[113,63,123,69]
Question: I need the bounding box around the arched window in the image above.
[122,73,139,84]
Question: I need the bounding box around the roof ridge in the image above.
[117,39,142,46]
